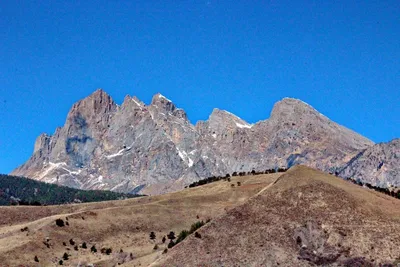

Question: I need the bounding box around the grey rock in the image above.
[12,90,377,195]
[339,138,400,187]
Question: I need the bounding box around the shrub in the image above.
[59,260,63,265]
[163,248,168,254]
[62,242,67,246]
[189,221,205,233]
[231,184,235,187]
[106,248,112,255]
[167,241,175,248]
[91,245,97,253]
[34,256,39,262]
[69,239,75,245]
[162,236,166,243]
[149,231,156,240]
[55,218,65,227]
[153,244,158,250]
[237,182,241,186]
[176,230,189,244]
[167,231,175,240]
[195,232,202,238]
[74,245,78,251]
[62,253,69,260]
[82,242,87,249]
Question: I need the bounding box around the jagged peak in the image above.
[122,95,145,109]
[270,97,328,120]
[151,93,172,104]
[150,93,176,112]
[209,108,252,129]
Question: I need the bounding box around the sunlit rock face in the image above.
[12,90,374,195]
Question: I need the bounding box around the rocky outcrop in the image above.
[12,90,375,195]
[338,138,400,187]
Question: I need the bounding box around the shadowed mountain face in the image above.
[12,89,374,195]
[339,138,400,187]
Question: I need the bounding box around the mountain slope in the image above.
[0,171,282,266]
[153,166,400,267]
[12,90,373,194]
[339,138,400,187]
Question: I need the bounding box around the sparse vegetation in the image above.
[91,245,97,253]
[55,218,65,227]
[62,252,69,260]
[187,167,287,188]
[149,231,156,240]
[169,220,208,248]
[69,239,75,246]
[81,242,87,249]
[34,256,39,262]
[162,236,166,243]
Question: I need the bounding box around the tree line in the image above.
[0,174,142,206]
[187,167,287,188]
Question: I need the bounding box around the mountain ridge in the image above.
[11,89,377,195]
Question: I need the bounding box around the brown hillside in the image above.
[0,173,281,266]
[153,166,400,267]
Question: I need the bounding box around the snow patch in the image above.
[158,94,171,102]
[176,147,194,167]
[132,98,143,110]
[106,148,125,159]
[236,122,252,129]
[212,134,217,138]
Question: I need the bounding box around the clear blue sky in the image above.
[1,1,399,174]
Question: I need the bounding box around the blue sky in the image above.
[0,1,399,174]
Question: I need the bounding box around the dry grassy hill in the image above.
[0,172,281,266]
[1,166,399,267]
[153,166,400,267]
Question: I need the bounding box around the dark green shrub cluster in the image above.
[168,220,208,248]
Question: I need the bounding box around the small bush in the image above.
[82,242,87,249]
[62,253,69,260]
[195,232,202,238]
[59,260,63,265]
[55,218,65,227]
[62,242,67,246]
[34,256,39,262]
[91,245,97,253]
[74,245,78,251]
[237,182,241,186]
[167,231,175,240]
[153,244,158,250]
[231,184,235,187]
[149,231,156,240]
[167,241,175,248]
[162,236,166,243]
[106,248,112,255]
[163,248,168,254]
[69,239,75,245]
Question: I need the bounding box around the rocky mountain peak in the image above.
[150,93,176,113]
[208,108,252,130]
[12,89,384,196]
[269,97,325,122]
[121,95,145,110]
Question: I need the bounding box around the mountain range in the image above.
[11,89,398,195]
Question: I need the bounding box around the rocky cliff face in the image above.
[338,139,400,187]
[12,89,375,195]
